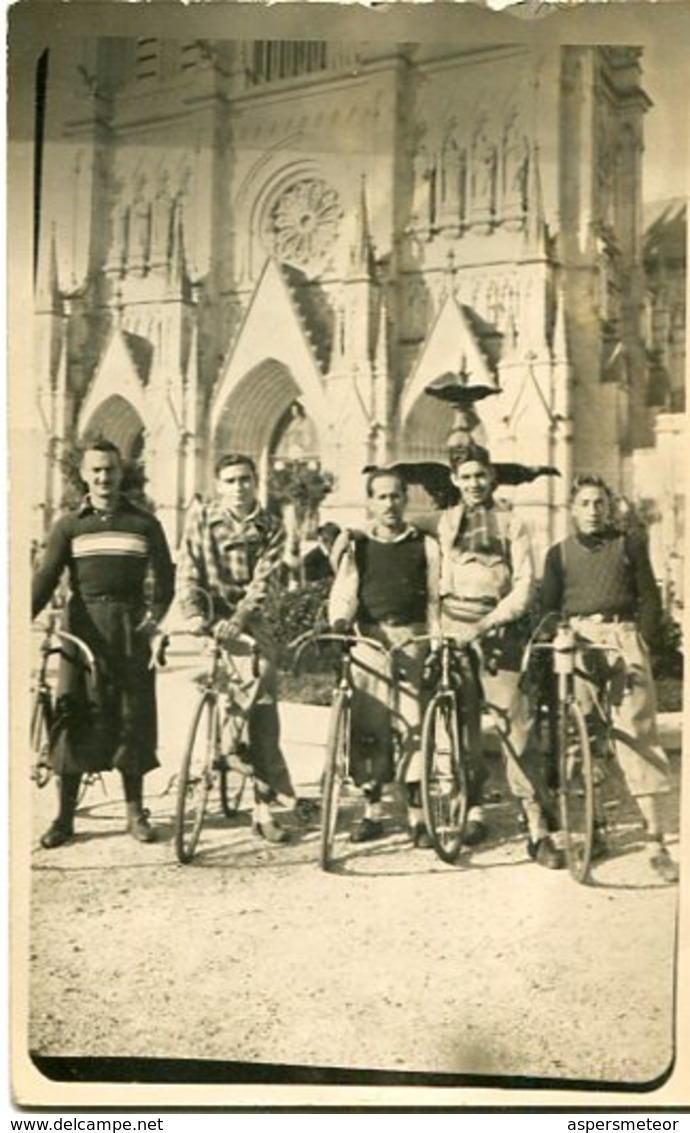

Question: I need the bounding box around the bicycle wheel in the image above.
[320,691,350,871]
[175,692,218,864]
[557,699,594,883]
[421,691,468,864]
[30,693,52,788]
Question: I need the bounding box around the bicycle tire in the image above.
[421,690,468,864]
[175,692,218,864]
[30,693,52,788]
[558,698,594,883]
[320,690,350,871]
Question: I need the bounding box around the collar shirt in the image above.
[437,500,535,628]
[176,497,286,626]
[328,523,441,635]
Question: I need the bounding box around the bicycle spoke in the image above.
[30,695,53,788]
[558,701,594,883]
[175,693,216,863]
[421,694,467,864]
[320,693,349,871]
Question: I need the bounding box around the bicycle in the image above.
[31,612,103,800]
[522,616,629,883]
[389,632,481,865]
[292,630,398,871]
[158,621,260,864]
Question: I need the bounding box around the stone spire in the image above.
[348,174,375,278]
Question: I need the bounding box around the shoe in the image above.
[40,821,74,850]
[528,835,565,870]
[127,809,157,844]
[462,819,487,846]
[411,823,433,850]
[252,819,289,844]
[349,817,384,843]
[649,846,679,884]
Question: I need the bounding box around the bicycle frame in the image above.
[292,630,393,868]
[163,625,261,863]
[389,632,480,864]
[31,615,98,788]
[523,617,628,881]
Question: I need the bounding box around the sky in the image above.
[641,37,689,203]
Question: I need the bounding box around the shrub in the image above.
[264,579,332,670]
[651,610,684,681]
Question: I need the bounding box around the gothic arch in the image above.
[77,326,149,438]
[399,293,498,428]
[210,257,330,452]
[236,147,343,281]
[79,394,146,461]
[212,359,313,466]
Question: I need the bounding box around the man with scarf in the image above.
[436,442,562,868]
[175,452,296,843]
[32,439,175,849]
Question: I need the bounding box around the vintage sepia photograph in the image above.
[8,0,688,1110]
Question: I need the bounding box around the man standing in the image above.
[329,470,440,846]
[436,442,562,868]
[32,439,175,848]
[303,522,341,583]
[540,473,678,883]
[175,453,296,842]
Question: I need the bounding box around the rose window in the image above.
[264,178,343,273]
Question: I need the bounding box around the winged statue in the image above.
[362,459,561,509]
[365,369,561,506]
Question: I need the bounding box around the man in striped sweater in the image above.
[175,453,296,843]
[32,440,175,849]
[540,474,678,883]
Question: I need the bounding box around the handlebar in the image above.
[521,619,626,678]
[155,628,259,669]
[289,631,390,673]
[388,632,480,664]
[35,620,97,674]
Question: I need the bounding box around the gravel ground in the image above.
[23,649,682,1099]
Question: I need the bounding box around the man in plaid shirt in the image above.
[176,453,295,842]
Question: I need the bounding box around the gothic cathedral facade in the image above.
[33,39,655,565]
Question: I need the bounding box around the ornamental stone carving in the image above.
[263,177,343,274]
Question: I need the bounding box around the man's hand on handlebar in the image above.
[330,619,352,636]
[184,615,209,637]
[213,618,243,646]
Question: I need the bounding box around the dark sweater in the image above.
[32,496,175,621]
[540,529,661,649]
[355,529,428,626]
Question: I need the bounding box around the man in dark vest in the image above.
[329,470,440,846]
[540,473,678,883]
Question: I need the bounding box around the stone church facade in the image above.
[33,38,679,575]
